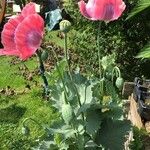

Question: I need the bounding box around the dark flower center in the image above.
[27,30,42,48]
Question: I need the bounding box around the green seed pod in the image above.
[115,77,124,90]
[61,103,73,125]
[22,126,30,136]
[59,20,71,33]
[41,50,48,61]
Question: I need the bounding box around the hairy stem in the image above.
[64,33,84,120]
[50,46,68,104]
[97,21,102,79]
[37,50,49,98]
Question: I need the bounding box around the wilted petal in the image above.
[21,2,36,17]
[15,14,44,60]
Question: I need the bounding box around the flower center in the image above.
[27,30,42,48]
[103,3,114,20]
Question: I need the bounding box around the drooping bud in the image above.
[115,77,124,90]
[22,126,30,136]
[59,20,71,33]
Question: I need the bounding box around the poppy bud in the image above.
[59,20,71,33]
[22,126,30,136]
[115,77,124,90]
[41,50,48,61]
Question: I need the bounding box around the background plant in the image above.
[26,20,131,149]
[63,0,150,80]
[127,0,150,59]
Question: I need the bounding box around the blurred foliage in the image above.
[63,0,150,80]
[127,0,150,59]
[129,127,149,150]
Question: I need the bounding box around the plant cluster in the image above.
[0,1,133,150]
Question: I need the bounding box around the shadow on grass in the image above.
[0,104,26,123]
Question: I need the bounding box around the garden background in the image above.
[0,0,150,149]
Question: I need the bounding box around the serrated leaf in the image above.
[101,54,115,70]
[101,107,124,120]
[86,108,102,136]
[95,119,131,150]
[105,80,120,103]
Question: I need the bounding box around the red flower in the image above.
[0,2,44,60]
[78,0,126,21]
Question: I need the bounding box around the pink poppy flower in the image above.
[78,0,126,21]
[0,2,44,60]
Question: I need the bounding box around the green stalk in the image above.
[23,118,43,129]
[50,47,69,104]
[97,21,102,79]
[36,50,49,98]
[64,33,84,121]
[111,66,121,82]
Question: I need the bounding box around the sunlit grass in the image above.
[0,55,58,149]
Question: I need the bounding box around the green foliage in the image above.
[127,0,150,20]
[101,54,115,71]
[127,0,150,60]
[64,0,150,80]
[86,108,102,136]
[129,127,148,150]
[32,60,130,149]
[136,44,150,59]
[61,104,74,125]
[95,119,131,150]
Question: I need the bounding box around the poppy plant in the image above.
[78,0,126,21]
[0,2,44,60]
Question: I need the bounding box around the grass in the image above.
[0,29,67,149]
[0,55,58,150]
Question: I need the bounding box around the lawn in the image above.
[0,31,63,150]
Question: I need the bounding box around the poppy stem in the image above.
[36,50,49,99]
[97,21,102,79]
[64,33,84,121]
[50,46,69,104]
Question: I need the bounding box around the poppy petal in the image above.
[21,2,36,17]
[0,49,20,56]
[78,1,91,19]
[1,15,24,50]
[113,0,126,20]
[15,14,44,60]
[78,0,126,21]
[86,0,104,20]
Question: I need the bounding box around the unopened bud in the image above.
[22,126,30,136]
[41,50,48,61]
[59,20,71,33]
